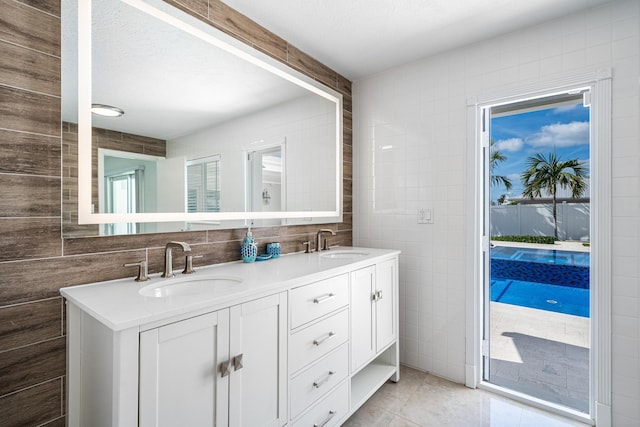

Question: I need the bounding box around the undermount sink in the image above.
[139,275,244,298]
[320,250,369,259]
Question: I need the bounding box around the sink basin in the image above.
[139,275,243,298]
[320,250,369,259]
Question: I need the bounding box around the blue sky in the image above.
[490,103,590,202]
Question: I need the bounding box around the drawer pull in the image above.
[314,410,336,427]
[220,360,231,377]
[312,370,336,389]
[313,293,336,304]
[233,353,243,371]
[313,331,336,346]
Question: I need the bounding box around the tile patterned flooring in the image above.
[489,302,590,412]
[343,366,590,427]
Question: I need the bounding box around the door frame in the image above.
[464,68,612,426]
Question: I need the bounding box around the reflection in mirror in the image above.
[98,149,162,235]
[247,141,286,227]
[61,0,342,237]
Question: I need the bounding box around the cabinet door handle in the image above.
[312,370,336,389]
[371,292,378,302]
[313,331,336,346]
[313,410,336,427]
[313,293,336,304]
[376,290,383,300]
[233,353,243,371]
[220,360,232,377]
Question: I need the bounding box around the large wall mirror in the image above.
[61,0,342,237]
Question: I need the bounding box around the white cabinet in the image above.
[289,274,351,423]
[69,292,287,427]
[140,292,287,427]
[375,258,397,353]
[350,265,376,372]
[139,310,229,426]
[229,293,287,427]
[63,248,399,427]
[139,293,286,427]
[350,259,397,373]
[349,258,399,413]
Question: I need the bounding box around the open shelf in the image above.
[351,360,397,411]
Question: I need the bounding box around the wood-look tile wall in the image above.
[0,0,352,425]
[61,122,167,238]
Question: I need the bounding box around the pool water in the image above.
[490,247,590,317]
[491,278,590,317]
[491,246,589,267]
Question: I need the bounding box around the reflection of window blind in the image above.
[187,157,220,212]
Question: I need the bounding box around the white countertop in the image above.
[60,247,400,331]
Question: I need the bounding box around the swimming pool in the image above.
[490,246,590,317]
[491,278,589,317]
[491,246,589,267]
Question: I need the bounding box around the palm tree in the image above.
[521,152,588,240]
[490,141,512,190]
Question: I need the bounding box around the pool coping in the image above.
[491,240,591,253]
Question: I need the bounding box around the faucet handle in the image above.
[302,241,312,253]
[123,260,149,282]
[183,255,203,274]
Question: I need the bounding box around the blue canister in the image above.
[266,242,281,258]
[240,227,257,263]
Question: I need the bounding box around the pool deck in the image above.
[491,240,591,253]
[490,301,590,413]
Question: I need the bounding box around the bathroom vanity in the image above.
[61,247,399,426]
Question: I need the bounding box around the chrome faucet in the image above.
[162,241,191,278]
[315,229,336,252]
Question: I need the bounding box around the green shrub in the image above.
[491,235,555,244]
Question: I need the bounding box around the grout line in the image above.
[0,335,64,355]
[0,296,61,310]
[0,375,64,401]
[0,82,61,99]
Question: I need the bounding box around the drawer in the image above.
[291,380,349,427]
[290,274,349,329]
[290,309,349,373]
[290,343,349,419]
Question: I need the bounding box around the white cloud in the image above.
[552,104,580,114]
[493,138,524,152]
[526,121,589,148]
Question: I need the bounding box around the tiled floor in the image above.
[489,301,590,412]
[342,366,590,427]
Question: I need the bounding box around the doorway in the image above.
[483,91,591,415]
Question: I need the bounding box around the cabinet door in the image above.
[376,258,397,352]
[139,310,230,427]
[229,292,287,427]
[350,265,376,372]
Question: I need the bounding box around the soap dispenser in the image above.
[240,225,257,263]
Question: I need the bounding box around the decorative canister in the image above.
[266,242,281,258]
[240,227,257,263]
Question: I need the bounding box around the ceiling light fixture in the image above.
[91,104,124,117]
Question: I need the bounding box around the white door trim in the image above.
[464,68,612,426]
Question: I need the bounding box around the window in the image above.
[186,155,221,213]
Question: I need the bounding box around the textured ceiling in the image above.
[62,0,309,140]
[222,0,610,79]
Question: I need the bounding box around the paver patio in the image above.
[489,301,590,413]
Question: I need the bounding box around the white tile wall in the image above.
[353,1,639,424]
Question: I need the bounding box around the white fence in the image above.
[490,202,590,241]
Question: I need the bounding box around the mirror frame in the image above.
[77,0,342,225]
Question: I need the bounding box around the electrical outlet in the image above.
[418,207,433,224]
